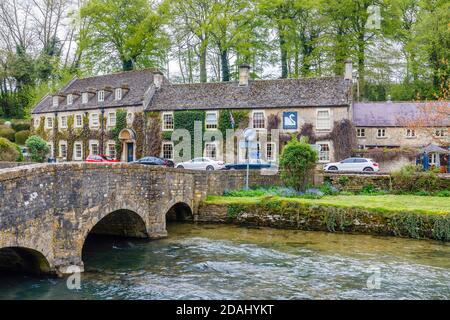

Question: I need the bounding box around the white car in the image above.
[176,157,225,171]
[323,157,380,173]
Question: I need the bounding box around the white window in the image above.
[82,92,88,104]
[67,94,73,105]
[98,90,104,102]
[127,112,134,125]
[318,142,331,162]
[204,142,217,160]
[377,128,386,138]
[46,117,53,129]
[115,88,122,101]
[406,129,416,138]
[60,115,68,129]
[90,140,99,156]
[357,128,366,137]
[108,112,116,126]
[435,129,446,137]
[429,153,438,165]
[75,114,83,128]
[316,109,331,131]
[266,142,276,161]
[162,142,173,160]
[59,140,67,159]
[205,111,218,129]
[74,142,83,160]
[52,96,59,107]
[107,142,116,159]
[90,113,99,128]
[162,112,174,131]
[252,111,265,129]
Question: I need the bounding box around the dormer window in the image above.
[82,92,88,104]
[67,94,73,105]
[53,96,59,107]
[98,90,104,102]
[115,88,122,101]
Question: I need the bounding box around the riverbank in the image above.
[198,195,450,241]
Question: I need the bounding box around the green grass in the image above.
[205,194,450,215]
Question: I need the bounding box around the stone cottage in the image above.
[31,62,354,164]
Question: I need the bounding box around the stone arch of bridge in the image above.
[0,246,53,275]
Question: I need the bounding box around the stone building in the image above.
[31,62,354,164]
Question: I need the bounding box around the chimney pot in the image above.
[344,59,353,81]
[239,64,251,86]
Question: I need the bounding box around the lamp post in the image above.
[243,128,256,190]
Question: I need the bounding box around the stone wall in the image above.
[323,173,392,192]
[0,162,35,169]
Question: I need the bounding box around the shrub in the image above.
[25,135,49,162]
[14,130,30,145]
[15,144,23,162]
[392,164,442,193]
[0,125,15,142]
[318,182,339,195]
[279,136,318,191]
[0,137,20,161]
[11,120,30,132]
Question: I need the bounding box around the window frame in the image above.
[107,141,116,159]
[406,128,416,138]
[316,109,331,131]
[108,111,116,127]
[59,140,67,159]
[60,115,68,129]
[115,88,122,101]
[162,112,174,131]
[98,90,105,102]
[252,110,266,130]
[356,128,366,138]
[205,111,219,130]
[45,116,54,129]
[73,142,83,161]
[376,128,387,138]
[204,141,218,160]
[90,113,100,128]
[317,141,331,163]
[82,92,88,104]
[89,140,99,156]
[52,96,59,107]
[67,94,73,105]
[162,141,174,160]
[266,142,276,162]
[75,114,83,128]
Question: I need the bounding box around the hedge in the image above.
[14,130,30,145]
[0,125,15,142]
[0,137,19,161]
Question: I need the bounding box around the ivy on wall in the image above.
[218,109,249,136]
[132,112,145,159]
[111,109,127,159]
[145,112,162,156]
[173,110,205,158]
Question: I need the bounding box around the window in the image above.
[316,109,331,131]
[115,88,122,101]
[59,141,67,159]
[205,111,218,129]
[82,92,88,104]
[90,141,99,156]
[98,90,104,102]
[107,142,116,159]
[204,142,217,160]
[318,142,330,162]
[74,142,83,160]
[90,113,99,128]
[377,128,386,138]
[60,115,68,128]
[266,142,276,161]
[108,112,116,126]
[252,111,265,129]
[127,112,134,124]
[34,118,39,127]
[52,96,59,107]
[429,153,437,165]
[75,114,83,128]
[357,128,366,138]
[435,129,446,137]
[406,129,415,138]
[162,112,174,131]
[46,117,53,129]
[67,94,73,105]
[47,142,53,158]
[162,142,173,160]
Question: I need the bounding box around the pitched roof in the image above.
[32,69,160,114]
[353,101,450,127]
[146,76,351,111]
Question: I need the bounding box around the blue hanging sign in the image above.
[283,112,298,130]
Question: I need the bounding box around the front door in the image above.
[127,143,134,162]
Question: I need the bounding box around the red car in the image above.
[85,154,119,162]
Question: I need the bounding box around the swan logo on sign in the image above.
[283,112,298,130]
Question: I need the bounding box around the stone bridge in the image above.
[0,162,279,276]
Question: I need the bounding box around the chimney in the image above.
[239,64,251,86]
[344,59,353,81]
[153,71,164,89]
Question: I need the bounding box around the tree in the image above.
[26,135,49,162]
[279,136,318,191]
[0,137,20,161]
[79,0,169,72]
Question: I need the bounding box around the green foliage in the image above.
[14,130,30,145]
[337,176,349,187]
[111,109,127,157]
[25,135,50,163]
[392,164,443,193]
[0,125,15,142]
[11,119,30,132]
[218,109,249,135]
[0,137,20,161]
[173,110,205,158]
[15,144,24,162]
[279,136,318,191]
[227,204,245,220]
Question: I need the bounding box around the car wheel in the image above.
[177,165,184,169]
[328,166,338,171]
[363,167,374,172]
[206,165,214,171]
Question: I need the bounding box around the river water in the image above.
[0,223,449,300]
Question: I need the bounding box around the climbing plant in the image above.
[145,112,162,156]
[111,109,127,158]
[174,110,205,158]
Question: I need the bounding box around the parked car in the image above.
[224,160,275,170]
[323,157,379,173]
[86,154,119,163]
[133,156,174,167]
[176,157,224,170]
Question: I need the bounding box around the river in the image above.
[0,223,449,300]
